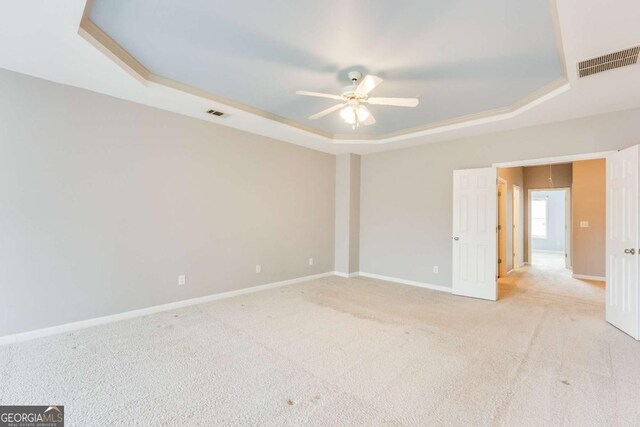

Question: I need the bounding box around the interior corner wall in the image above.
[0,68,336,337]
[334,153,360,274]
[360,108,640,289]
[349,155,361,273]
[572,159,606,277]
[522,163,573,263]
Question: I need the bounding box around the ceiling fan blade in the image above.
[296,90,343,100]
[308,103,346,120]
[359,105,376,126]
[356,75,383,95]
[366,97,419,107]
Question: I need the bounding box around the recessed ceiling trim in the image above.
[148,74,333,138]
[333,79,571,144]
[332,78,570,144]
[77,0,569,145]
[78,18,149,84]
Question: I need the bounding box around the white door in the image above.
[452,167,497,301]
[606,145,639,339]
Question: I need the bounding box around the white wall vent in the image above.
[206,109,228,118]
[577,45,640,78]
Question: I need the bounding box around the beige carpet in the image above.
[1,266,639,426]
[530,251,566,269]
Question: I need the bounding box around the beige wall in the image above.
[572,159,606,277]
[360,108,640,288]
[523,163,573,263]
[0,69,336,336]
[498,167,524,272]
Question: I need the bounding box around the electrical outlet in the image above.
[255,265,261,273]
[309,258,314,266]
[178,275,186,286]
[433,266,439,274]
[580,221,589,228]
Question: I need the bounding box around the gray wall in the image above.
[0,69,336,336]
[360,108,640,288]
[531,190,566,252]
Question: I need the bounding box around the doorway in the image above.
[497,178,507,277]
[513,185,522,270]
[528,188,571,270]
[453,150,638,341]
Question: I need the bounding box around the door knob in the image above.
[453,237,459,241]
[625,248,636,254]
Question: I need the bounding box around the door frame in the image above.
[490,150,614,300]
[497,177,508,277]
[527,187,571,269]
[493,151,615,168]
[513,185,523,269]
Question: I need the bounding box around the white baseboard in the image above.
[0,271,335,346]
[334,271,360,278]
[506,269,514,276]
[572,274,606,282]
[356,272,452,293]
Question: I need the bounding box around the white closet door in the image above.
[606,145,639,339]
[452,167,497,301]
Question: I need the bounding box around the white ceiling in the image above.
[0,0,639,155]
[88,0,563,137]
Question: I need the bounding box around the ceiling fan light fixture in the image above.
[340,105,369,124]
[297,72,418,127]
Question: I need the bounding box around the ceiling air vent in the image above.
[206,109,228,118]
[577,45,640,78]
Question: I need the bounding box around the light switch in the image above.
[580,221,589,228]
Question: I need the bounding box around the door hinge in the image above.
[498,259,502,264]
[498,225,502,230]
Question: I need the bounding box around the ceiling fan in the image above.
[296,71,419,129]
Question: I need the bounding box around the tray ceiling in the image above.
[87,0,564,139]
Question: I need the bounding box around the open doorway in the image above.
[513,185,522,270]
[497,178,507,277]
[453,150,638,340]
[496,171,524,279]
[529,188,571,270]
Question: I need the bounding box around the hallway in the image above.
[530,251,567,269]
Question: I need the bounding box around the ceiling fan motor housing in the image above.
[347,71,363,83]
